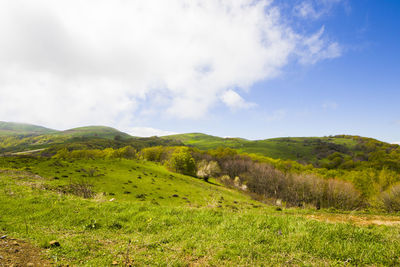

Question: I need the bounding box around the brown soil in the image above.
[306,214,400,226]
[0,235,51,267]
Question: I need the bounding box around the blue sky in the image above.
[0,0,399,143]
[143,1,400,142]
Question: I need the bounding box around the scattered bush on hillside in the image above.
[68,178,94,198]
[166,147,196,177]
[197,160,221,182]
[242,162,362,209]
[53,146,137,160]
[380,183,400,212]
[140,146,174,162]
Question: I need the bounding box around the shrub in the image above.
[197,160,221,182]
[166,147,196,176]
[381,183,400,212]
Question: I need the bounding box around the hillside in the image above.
[0,121,57,136]
[163,133,359,161]
[1,156,400,265]
[55,126,132,140]
[163,133,400,168]
[0,123,184,154]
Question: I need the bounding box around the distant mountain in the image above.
[0,122,181,154]
[56,126,131,140]
[0,121,57,136]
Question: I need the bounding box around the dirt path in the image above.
[0,235,51,267]
[11,148,46,155]
[306,214,400,226]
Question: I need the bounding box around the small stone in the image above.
[12,241,19,246]
[49,240,60,247]
[0,235,7,239]
[112,260,118,265]
[109,198,115,202]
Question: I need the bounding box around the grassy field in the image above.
[0,121,57,136]
[1,157,400,266]
[163,133,360,162]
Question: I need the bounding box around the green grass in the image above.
[54,126,132,140]
[0,121,57,136]
[163,133,361,162]
[1,157,400,265]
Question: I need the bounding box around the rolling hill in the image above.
[1,156,399,265]
[0,122,183,154]
[163,133,399,168]
[0,121,57,136]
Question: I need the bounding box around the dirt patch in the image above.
[306,214,400,226]
[0,235,51,266]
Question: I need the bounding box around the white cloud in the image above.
[265,109,287,122]
[294,0,344,20]
[0,0,341,129]
[126,127,177,137]
[298,26,341,64]
[221,90,255,110]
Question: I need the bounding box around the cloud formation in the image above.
[127,127,177,137]
[0,0,341,130]
[294,0,345,20]
[221,90,255,110]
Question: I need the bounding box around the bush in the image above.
[381,183,400,212]
[197,160,221,182]
[243,162,362,210]
[166,147,196,176]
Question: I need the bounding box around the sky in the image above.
[0,0,399,143]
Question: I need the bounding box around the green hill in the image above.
[0,124,182,154]
[56,126,131,140]
[163,133,357,160]
[1,156,399,265]
[163,133,400,168]
[0,121,57,136]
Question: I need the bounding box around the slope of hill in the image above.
[163,133,358,161]
[0,123,183,154]
[1,156,399,265]
[163,133,400,170]
[0,121,57,136]
[56,126,131,139]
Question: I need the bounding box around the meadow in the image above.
[1,156,400,266]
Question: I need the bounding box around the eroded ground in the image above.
[0,236,51,267]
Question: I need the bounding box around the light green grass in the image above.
[1,157,400,266]
[163,133,360,162]
[0,121,57,136]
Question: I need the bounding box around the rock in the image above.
[0,235,7,239]
[12,241,19,246]
[109,198,116,202]
[49,240,60,247]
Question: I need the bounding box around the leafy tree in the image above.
[166,147,196,176]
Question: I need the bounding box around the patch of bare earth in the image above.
[0,236,51,267]
[306,214,400,226]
